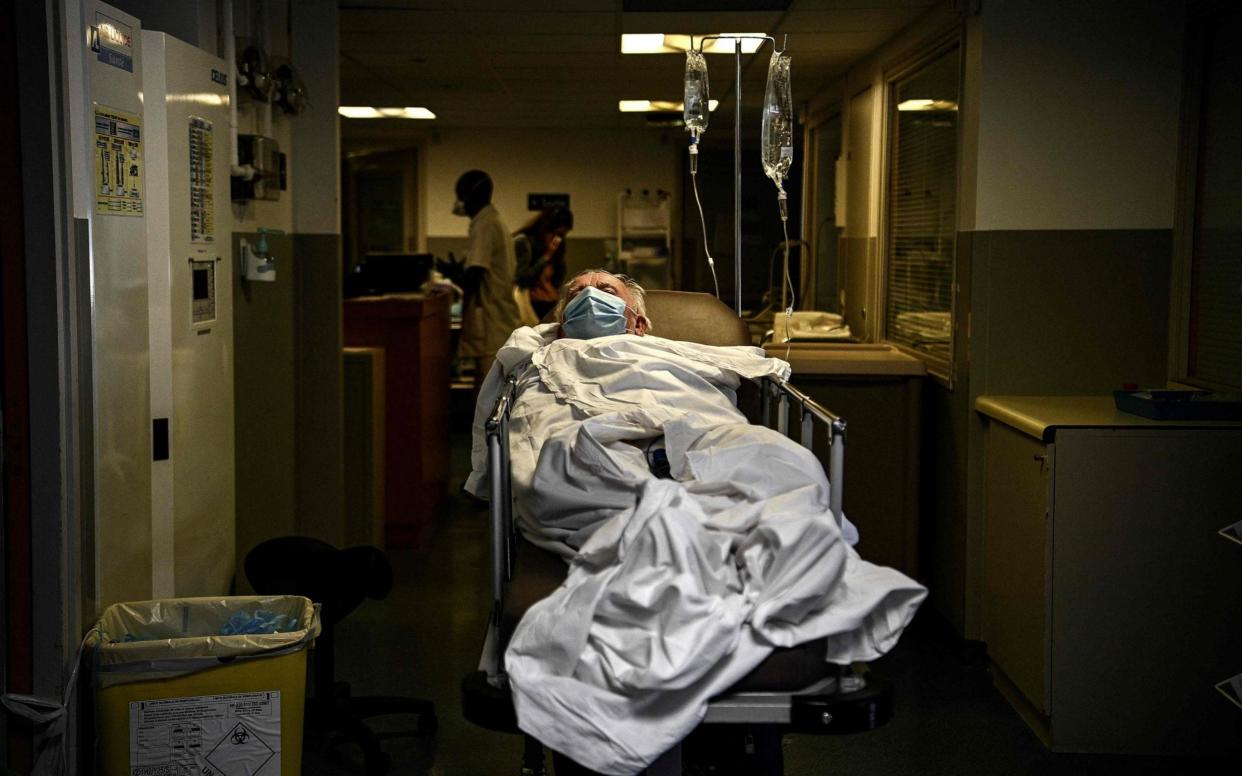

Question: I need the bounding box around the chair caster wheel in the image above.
[418,713,439,735]
[364,749,391,775]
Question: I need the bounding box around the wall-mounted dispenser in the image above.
[240,227,281,282]
[237,43,275,103]
[273,61,308,115]
[231,133,285,201]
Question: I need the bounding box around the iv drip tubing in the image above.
[781,211,795,361]
[690,165,720,299]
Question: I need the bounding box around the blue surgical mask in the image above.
[562,286,633,339]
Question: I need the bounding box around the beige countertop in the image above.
[765,342,928,377]
[975,394,1242,441]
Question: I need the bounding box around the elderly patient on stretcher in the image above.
[465,270,926,776]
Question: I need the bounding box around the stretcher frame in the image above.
[469,369,899,730]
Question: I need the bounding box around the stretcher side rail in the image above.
[481,372,519,685]
[760,376,847,527]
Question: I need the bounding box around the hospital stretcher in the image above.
[461,290,895,775]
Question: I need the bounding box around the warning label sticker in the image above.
[129,691,281,776]
[94,105,144,216]
[189,116,215,243]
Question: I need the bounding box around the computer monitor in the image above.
[344,252,433,297]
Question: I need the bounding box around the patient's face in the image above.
[561,272,648,336]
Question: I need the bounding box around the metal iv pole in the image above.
[694,34,785,317]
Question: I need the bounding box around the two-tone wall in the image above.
[954,0,1185,637]
[806,0,1187,636]
[419,127,681,280]
[109,0,346,589]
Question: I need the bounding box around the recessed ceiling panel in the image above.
[341,9,615,36]
[620,12,784,34]
[779,7,931,32]
[623,1,791,11]
[339,0,942,129]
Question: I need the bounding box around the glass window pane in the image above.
[810,116,843,313]
[1188,10,1242,389]
[884,47,960,371]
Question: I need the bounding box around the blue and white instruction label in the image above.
[129,691,281,776]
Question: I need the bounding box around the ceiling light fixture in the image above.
[337,106,436,119]
[897,99,958,112]
[619,99,719,113]
[621,33,765,55]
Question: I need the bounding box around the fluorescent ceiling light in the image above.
[337,106,436,119]
[897,99,958,112]
[621,33,765,55]
[619,99,719,113]
[621,34,666,54]
[168,93,227,106]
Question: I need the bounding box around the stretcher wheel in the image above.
[461,670,521,733]
[789,676,894,734]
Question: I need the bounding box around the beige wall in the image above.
[420,127,682,241]
[971,0,1184,232]
[801,0,1187,638]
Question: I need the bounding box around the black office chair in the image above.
[245,536,437,774]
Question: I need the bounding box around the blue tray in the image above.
[1113,390,1242,420]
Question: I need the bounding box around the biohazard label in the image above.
[129,691,281,776]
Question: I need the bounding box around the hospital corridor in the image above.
[1,1,1239,775]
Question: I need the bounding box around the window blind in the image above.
[884,47,959,371]
[1188,10,1242,389]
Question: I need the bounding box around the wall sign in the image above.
[527,193,570,211]
[93,12,134,72]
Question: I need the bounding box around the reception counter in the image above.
[344,291,452,547]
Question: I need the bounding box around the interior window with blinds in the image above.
[1186,9,1242,389]
[883,47,959,373]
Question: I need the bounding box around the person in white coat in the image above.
[452,169,521,381]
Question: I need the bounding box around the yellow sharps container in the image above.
[93,596,319,776]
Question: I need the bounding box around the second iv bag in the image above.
[684,50,710,139]
[762,51,793,189]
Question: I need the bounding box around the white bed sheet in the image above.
[467,325,926,775]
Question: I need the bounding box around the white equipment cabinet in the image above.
[79,2,153,608]
[142,31,235,597]
[976,395,1242,757]
[617,190,672,290]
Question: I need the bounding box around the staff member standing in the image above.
[452,170,521,381]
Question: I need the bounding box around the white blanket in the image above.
[467,325,926,775]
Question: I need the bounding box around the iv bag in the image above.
[684,50,710,138]
[761,51,793,185]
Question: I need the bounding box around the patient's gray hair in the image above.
[556,269,652,331]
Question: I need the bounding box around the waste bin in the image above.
[92,595,320,776]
